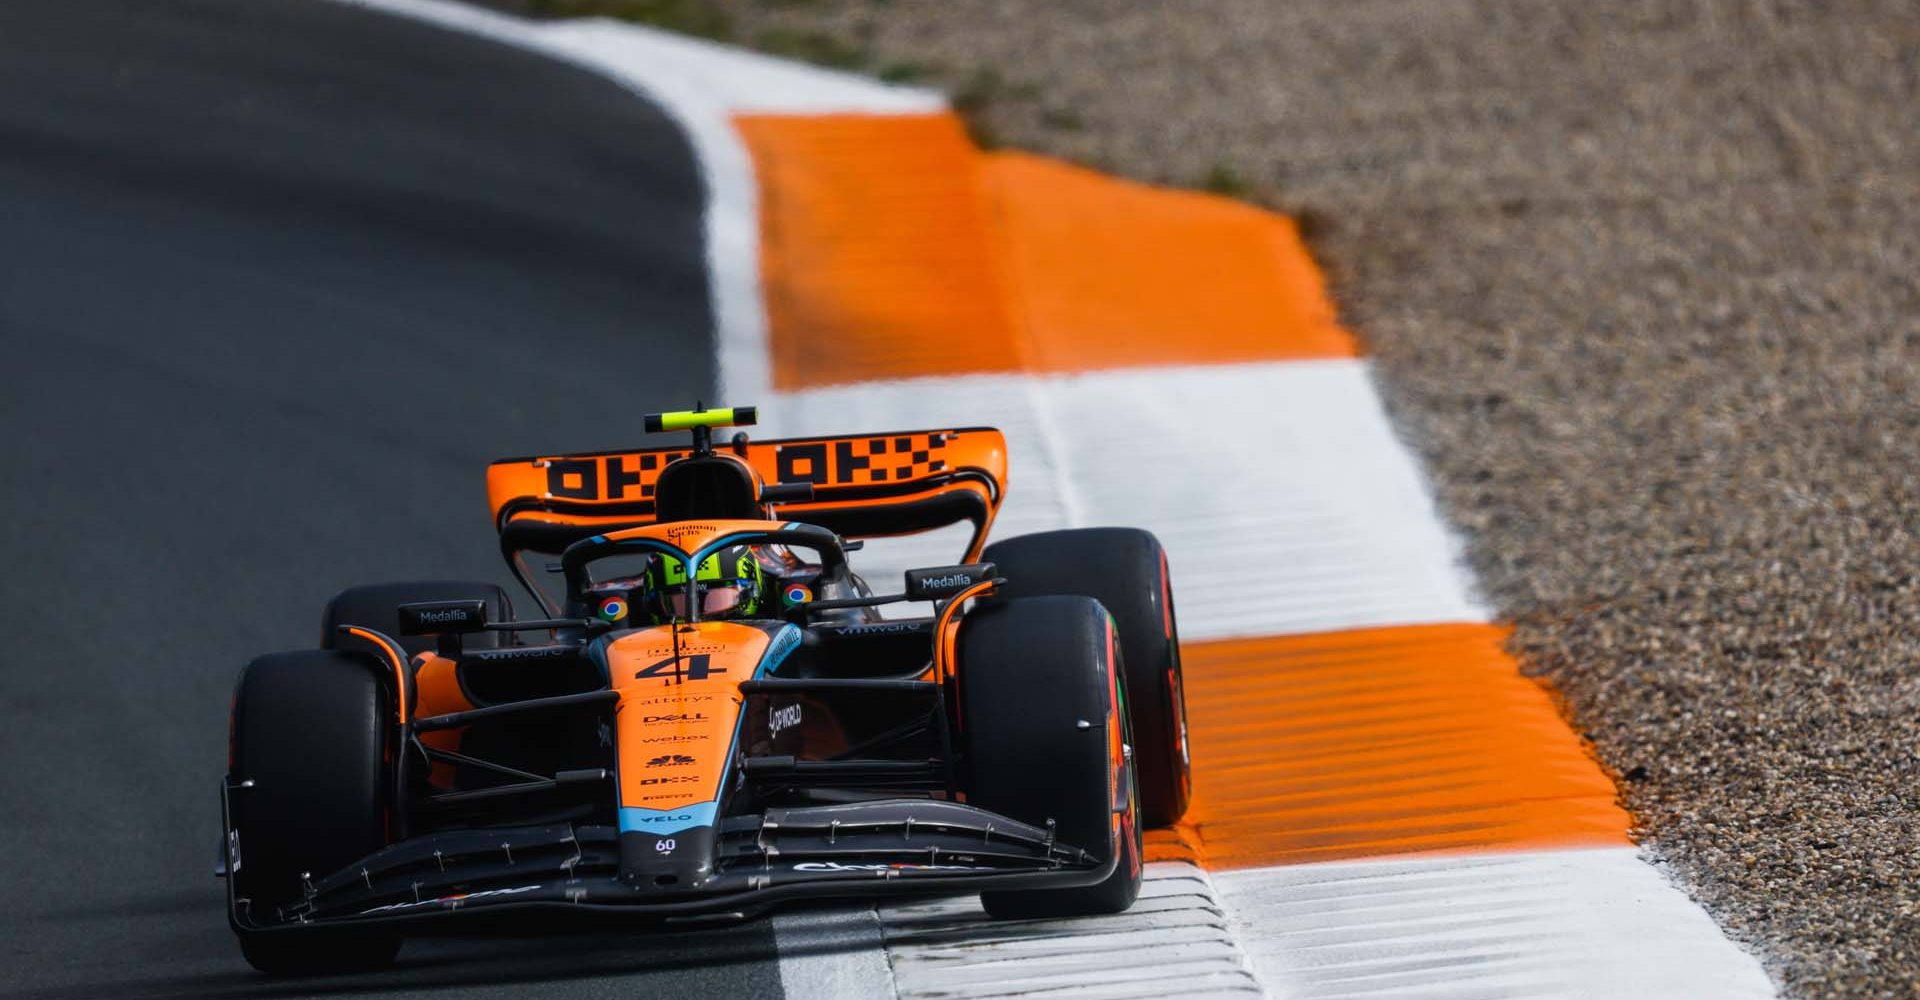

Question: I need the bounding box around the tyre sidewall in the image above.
[961,595,1141,917]
[983,528,1190,826]
[229,650,390,918]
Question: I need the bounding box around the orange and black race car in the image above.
[220,407,1190,975]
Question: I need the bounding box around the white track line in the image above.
[878,862,1262,1000]
[771,907,896,1000]
[761,362,1489,638]
[1215,847,1775,999]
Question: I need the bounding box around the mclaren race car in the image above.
[221,406,1191,974]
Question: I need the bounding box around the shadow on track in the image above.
[13,926,775,1000]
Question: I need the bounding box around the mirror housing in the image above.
[759,481,816,504]
[398,600,490,636]
[904,563,996,601]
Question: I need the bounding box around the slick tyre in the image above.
[321,580,513,656]
[963,596,1143,919]
[983,528,1192,826]
[229,650,400,974]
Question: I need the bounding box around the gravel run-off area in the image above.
[528,1,1918,994]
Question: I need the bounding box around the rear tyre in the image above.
[321,580,513,657]
[983,528,1191,826]
[962,596,1142,919]
[229,650,400,974]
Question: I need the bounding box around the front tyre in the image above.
[961,596,1142,919]
[238,928,401,978]
[984,528,1191,826]
[229,650,400,974]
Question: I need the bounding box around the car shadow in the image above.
[11,898,897,1000]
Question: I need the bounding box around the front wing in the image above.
[225,796,1112,933]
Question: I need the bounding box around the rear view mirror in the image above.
[759,482,816,504]
[398,600,489,636]
[904,563,996,601]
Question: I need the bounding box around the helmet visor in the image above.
[659,580,751,618]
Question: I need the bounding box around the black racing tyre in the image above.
[321,580,513,656]
[229,650,400,974]
[962,596,1142,919]
[237,928,399,979]
[983,528,1191,826]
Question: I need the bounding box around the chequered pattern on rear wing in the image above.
[486,427,1007,527]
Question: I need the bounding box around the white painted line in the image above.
[878,862,1264,1000]
[534,19,946,115]
[763,360,1490,638]
[772,906,897,1000]
[1213,847,1774,1000]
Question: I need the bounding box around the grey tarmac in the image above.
[0,1,789,997]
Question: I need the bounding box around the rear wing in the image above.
[486,427,1008,560]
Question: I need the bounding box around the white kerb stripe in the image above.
[763,360,1490,639]
[878,862,1264,1000]
[772,907,896,1000]
[1214,847,1774,1000]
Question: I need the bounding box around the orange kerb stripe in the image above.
[983,152,1356,370]
[1151,624,1630,869]
[732,113,1022,388]
[737,114,1610,870]
[734,112,1356,388]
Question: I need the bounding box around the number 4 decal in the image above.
[635,653,726,682]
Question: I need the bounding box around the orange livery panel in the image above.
[487,427,1008,562]
[605,620,803,834]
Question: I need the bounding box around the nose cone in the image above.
[605,620,782,890]
[618,824,719,890]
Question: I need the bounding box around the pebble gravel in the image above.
[682,2,1920,995]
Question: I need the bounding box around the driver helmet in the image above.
[641,545,765,621]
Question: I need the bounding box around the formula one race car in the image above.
[221,406,1190,974]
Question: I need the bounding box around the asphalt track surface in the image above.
[0,2,791,996]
